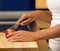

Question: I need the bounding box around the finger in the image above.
[17,14,28,23]
[7,30,24,38]
[7,34,34,42]
[8,37,30,42]
[7,33,37,42]
[7,31,20,38]
[21,18,32,26]
[8,37,24,42]
[7,35,25,42]
[9,38,34,42]
[7,35,19,41]
[7,33,28,42]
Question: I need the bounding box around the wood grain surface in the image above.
[0,32,38,51]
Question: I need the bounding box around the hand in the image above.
[7,30,39,42]
[17,10,52,26]
[17,11,37,26]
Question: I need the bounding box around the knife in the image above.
[5,18,32,31]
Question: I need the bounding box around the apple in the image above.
[5,29,15,38]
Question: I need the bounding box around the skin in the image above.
[7,10,60,42]
[17,10,52,26]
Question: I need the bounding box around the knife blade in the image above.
[8,23,20,30]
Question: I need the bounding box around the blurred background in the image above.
[0,0,47,31]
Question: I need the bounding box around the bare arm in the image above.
[7,24,60,42]
[32,10,52,23]
[35,24,60,40]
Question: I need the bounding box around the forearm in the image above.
[35,24,60,40]
[33,10,52,23]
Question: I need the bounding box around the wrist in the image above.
[33,31,41,40]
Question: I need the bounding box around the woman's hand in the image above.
[7,30,39,42]
[17,11,38,26]
[17,10,52,26]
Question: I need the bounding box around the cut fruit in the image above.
[5,29,15,38]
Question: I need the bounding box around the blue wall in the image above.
[0,0,35,11]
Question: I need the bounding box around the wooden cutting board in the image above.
[0,32,38,51]
[0,32,48,51]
